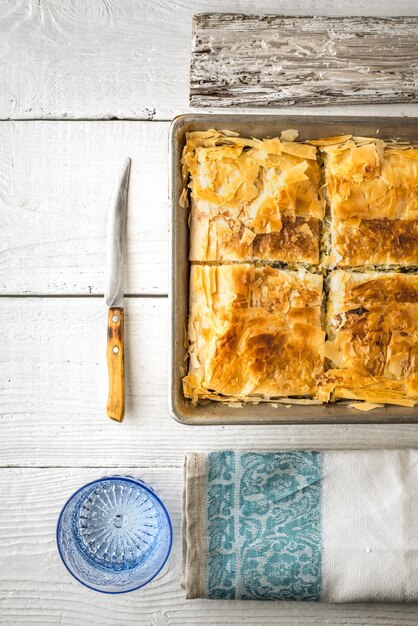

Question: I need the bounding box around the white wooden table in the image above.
[2,1,418,624]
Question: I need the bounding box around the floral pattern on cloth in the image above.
[205,451,322,600]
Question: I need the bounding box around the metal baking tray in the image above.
[169,113,418,425]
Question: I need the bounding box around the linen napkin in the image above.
[183,450,418,602]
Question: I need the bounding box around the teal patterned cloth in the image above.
[183,449,418,602]
[183,450,322,600]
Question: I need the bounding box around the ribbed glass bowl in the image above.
[56,476,172,593]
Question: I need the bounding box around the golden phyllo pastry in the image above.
[183,264,324,403]
[320,137,418,268]
[318,270,418,406]
[181,130,324,265]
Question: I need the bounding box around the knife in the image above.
[104,158,131,422]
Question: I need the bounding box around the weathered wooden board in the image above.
[3,296,418,469]
[0,121,169,295]
[3,467,418,626]
[1,0,417,120]
[190,14,418,107]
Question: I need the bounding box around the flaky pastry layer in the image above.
[181,129,324,265]
[318,270,418,406]
[321,138,418,268]
[183,264,325,403]
[180,130,418,409]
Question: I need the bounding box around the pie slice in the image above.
[321,137,418,268]
[181,130,324,266]
[183,264,325,403]
[318,270,418,406]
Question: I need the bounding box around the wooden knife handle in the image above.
[106,307,125,422]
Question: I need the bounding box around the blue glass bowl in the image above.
[56,476,172,593]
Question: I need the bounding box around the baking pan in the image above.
[169,113,418,425]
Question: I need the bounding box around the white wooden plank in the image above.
[2,467,418,626]
[3,296,418,468]
[191,15,418,107]
[0,0,417,121]
[0,121,169,295]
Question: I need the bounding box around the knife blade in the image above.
[105,158,131,422]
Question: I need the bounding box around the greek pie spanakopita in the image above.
[318,137,418,269]
[183,264,324,403]
[319,270,418,406]
[181,129,324,266]
[181,128,418,409]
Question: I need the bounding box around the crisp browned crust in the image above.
[323,139,418,268]
[182,130,324,264]
[181,130,418,408]
[317,270,418,406]
[183,264,325,403]
[334,219,418,268]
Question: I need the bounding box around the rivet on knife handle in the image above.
[106,307,124,422]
